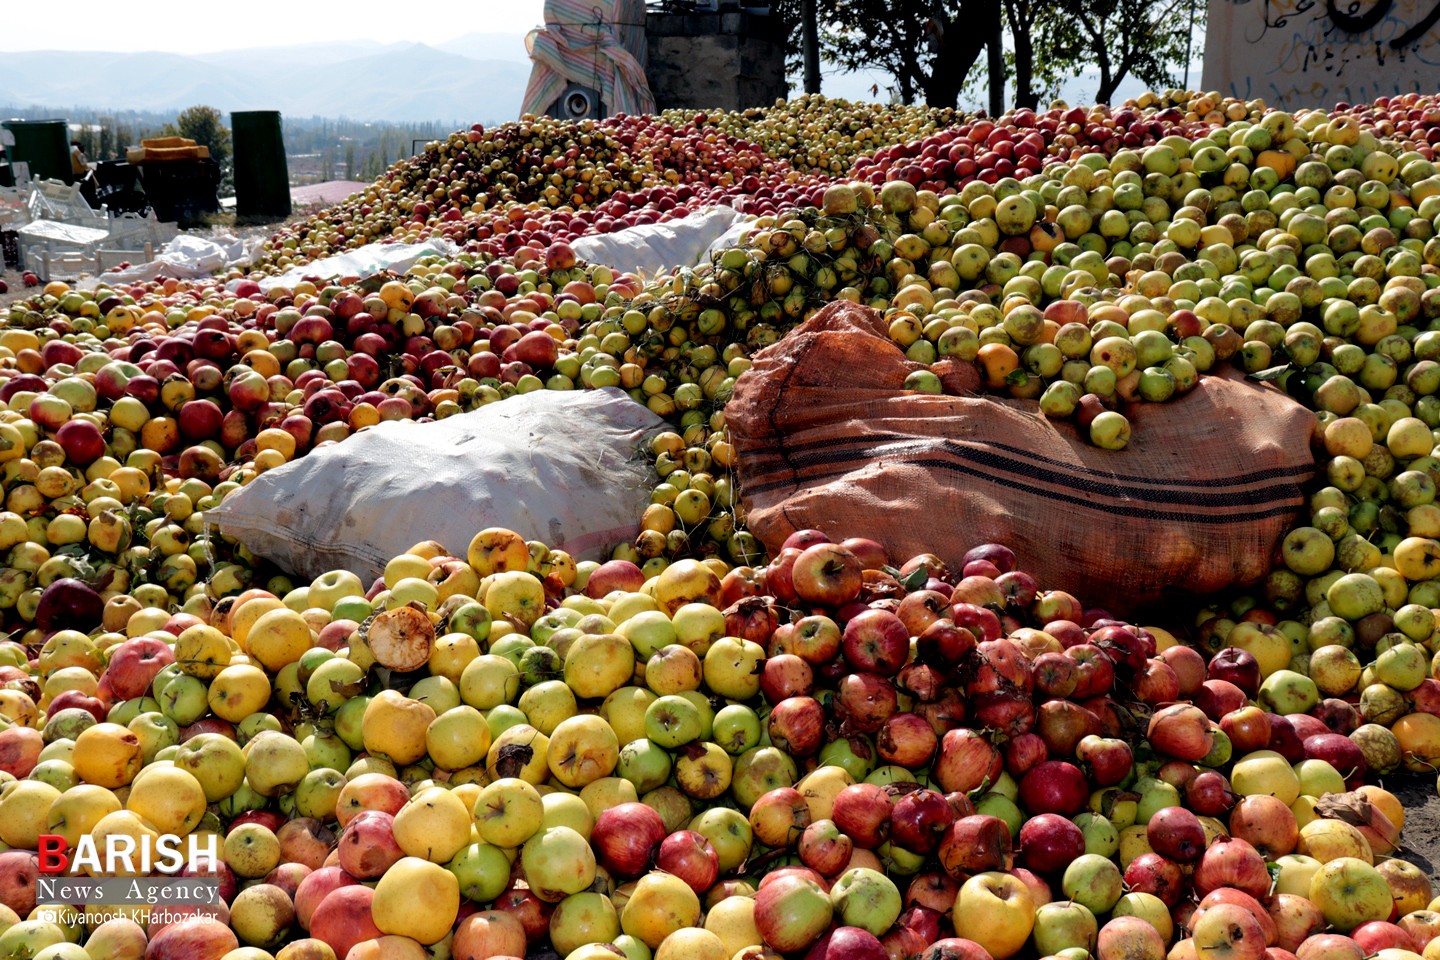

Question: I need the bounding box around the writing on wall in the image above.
[1202,0,1440,107]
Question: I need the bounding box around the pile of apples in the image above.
[0,92,1437,605]
[5,88,1440,960]
[0,525,1438,960]
[251,97,968,274]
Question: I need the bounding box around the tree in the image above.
[817,0,1001,107]
[1039,0,1201,104]
[161,105,232,169]
[1002,0,1064,110]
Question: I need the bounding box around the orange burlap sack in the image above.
[726,301,1318,614]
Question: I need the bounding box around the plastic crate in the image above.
[92,161,149,217]
[135,159,221,227]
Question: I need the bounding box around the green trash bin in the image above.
[2,119,73,183]
[232,110,291,223]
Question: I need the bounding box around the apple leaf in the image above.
[493,743,535,779]
[899,566,930,592]
[1246,364,1292,382]
[356,272,397,294]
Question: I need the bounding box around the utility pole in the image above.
[802,0,821,94]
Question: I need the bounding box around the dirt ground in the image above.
[1387,773,1440,883]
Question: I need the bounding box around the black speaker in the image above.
[548,84,606,120]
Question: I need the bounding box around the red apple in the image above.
[793,543,864,607]
[1018,813,1085,874]
[591,802,666,878]
[656,829,719,894]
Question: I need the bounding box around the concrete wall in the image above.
[645,11,789,112]
[1203,0,1440,107]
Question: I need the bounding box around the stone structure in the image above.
[645,10,789,111]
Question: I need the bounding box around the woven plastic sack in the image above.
[572,206,746,278]
[726,301,1318,614]
[209,388,664,582]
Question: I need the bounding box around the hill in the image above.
[0,35,533,124]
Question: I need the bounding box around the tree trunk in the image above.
[1095,44,1128,103]
[1089,20,1117,104]
[986,0,1005,116]
[897,66,917,105]
[801,0,821,94]
[919,0,992,108]
[1007,0,1038,110]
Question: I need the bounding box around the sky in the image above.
[0,0,1176,108]
[0,0,549,52]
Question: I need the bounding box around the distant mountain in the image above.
[0,38,533,124]
[434,33,536,63]
[0,29,1196,127]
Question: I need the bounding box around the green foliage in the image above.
[772,0,1201,112]
[815,0,999,108]
[1039,0,1203,104]
[160,105,232,169]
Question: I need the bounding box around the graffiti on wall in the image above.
[1202,0,1440,107]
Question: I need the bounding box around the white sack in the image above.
[572,205,746,277]
[208,388,664,582]
[242,238,461,292]
[704,214,759,261]
[83,233,256,288]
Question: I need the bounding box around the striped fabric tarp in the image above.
[726,302,1318,616]
[522,0,656,118]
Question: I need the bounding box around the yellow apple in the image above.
[467,528,530,576]
[428,633,481,684]
[372,857,459,944]
[425,706,491,772]
[362,691,436,765]
[83,919,147,960]
[541,792,593,840]
[621,873,701,949]
[546,715,619,789]
[1231,751,1301,806]
[393,786,471,863]
[246,608,313,672]
[45,783,121,848]
[86,810,160,878]
[72,723,143,788]
[243,732,311,797]
[125,766,206,835]
[174,624,235,679]
[207,665,272,723]
[474,778,544,848]
[563,634,634,700]
[485,725,549,785]
[0,780,60,849]
[384,554,431,589]
[795,765,855,822]
[656,928,728,960]
[704,896,761,956]
[484,571,546,628]
[579,777,639,823]
[652,560,721,616]
[954,872,1035,959]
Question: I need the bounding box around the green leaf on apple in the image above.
[899,566,929,591]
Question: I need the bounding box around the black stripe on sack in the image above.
[748,455,1304,524]
[744,437,1308,509]
[759,430,1315,488]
